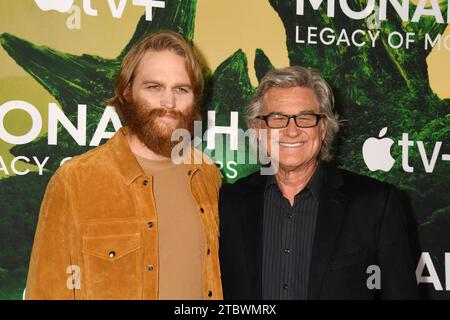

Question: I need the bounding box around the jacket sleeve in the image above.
[25,172,77,300]
[377,185,419,299]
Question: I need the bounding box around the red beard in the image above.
[121,96,200,158]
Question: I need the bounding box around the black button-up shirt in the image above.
[262,162,322,300]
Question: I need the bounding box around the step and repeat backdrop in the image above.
[0,0,449,299]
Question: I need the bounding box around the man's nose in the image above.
[160,89,175,109]
[284,117,301,137]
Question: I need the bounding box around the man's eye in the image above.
[147,85,161,91]
[174,87,188,94]
[298,114,314,120]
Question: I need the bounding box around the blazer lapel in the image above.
[241,172,266,300]
[308,164,348,299]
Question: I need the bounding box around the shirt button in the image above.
[287,214,293,219]
[147,221,153,228]
[148,264,154,271]
[283,283,289,290]
[207,248,211,255]
[284,248,291,254]
[187,170,192,175]
[208,291,213,297]
[108,251,116,258]
[200,208,205,213]
[143,180,149,186]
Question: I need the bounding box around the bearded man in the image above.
[25,31,223,300]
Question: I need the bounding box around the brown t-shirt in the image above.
[135,154,204,300]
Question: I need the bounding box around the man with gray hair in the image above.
[218,66,418,299]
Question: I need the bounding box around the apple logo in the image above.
[34,0,74,13]
[362,127,395,172]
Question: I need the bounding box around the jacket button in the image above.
[208,291,213,297]
[207,248,210,255]
[109,251,116,258]
[200,208,205,213]
[147,221,153,228]
[148,264,154,271]
[187,170,192,175]
[143,180,149,186]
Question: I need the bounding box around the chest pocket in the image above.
[82,233,141,299]
[83,233,140,260]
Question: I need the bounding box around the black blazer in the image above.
[219,162,418,299]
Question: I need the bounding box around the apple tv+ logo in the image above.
[33,0,166,29]
[34,0,74,12]
[362,127,448,173]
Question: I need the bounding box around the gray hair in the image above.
[247,66,340,162]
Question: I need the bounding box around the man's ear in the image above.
[123,85,131,102]
[321,120,327,141]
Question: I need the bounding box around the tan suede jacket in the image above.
[25,127,223,300]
